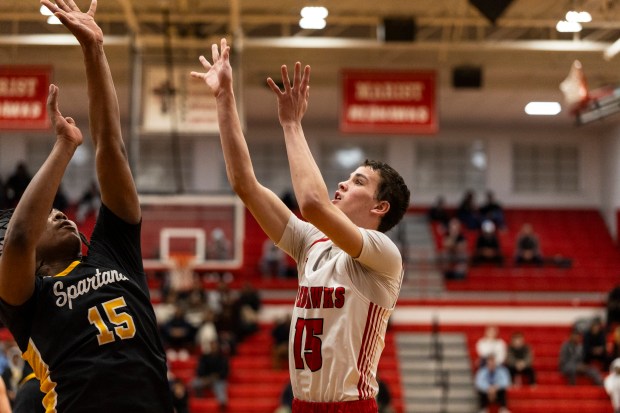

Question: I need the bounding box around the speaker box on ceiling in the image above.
[452,66,483,89]
[381,17,416,42]
[468,0,515,24]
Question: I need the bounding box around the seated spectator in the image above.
[428,195,451,229]
[169,375,189,413]
[273,381,293,413]
[196,308,219,356]
[456,190,481,230]
[260,238,288,278]
[608,286,620,332]
[605,358,620,413]
[584,317,608,369]
[472,220,504,267]
[234,282,261,341]
[479,190,506,230]
[476,326,507,367]
[160,303,197,361]
[272,314,291,370]
[439,217,468,280]
[505,331,536,386]
[207,228,232,261]
[475,355,512,413]
[514,223,543,266]
[191,340,230,412]
[5,162,31,207]
[377,373,396,413]
[559,329,603,385]
[609,326,620,369]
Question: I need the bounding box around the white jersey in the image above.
[276,214,404,402]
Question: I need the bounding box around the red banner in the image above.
[340,69,437,135]
[0,66,52,130]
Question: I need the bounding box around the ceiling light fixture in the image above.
[556,20,582,33]
[40,5,53,16]
[47,15,62,25]
[524,102,562,116]
[565,10,592,23]
[300,6,328,30]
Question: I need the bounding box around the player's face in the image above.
[36,209,82,264]
[333,166,381,221]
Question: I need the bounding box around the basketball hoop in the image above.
[167,252,196,294]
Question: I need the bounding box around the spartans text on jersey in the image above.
[54,268,129,309]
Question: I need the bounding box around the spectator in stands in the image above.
[428,195,451,229]
[475,354,512,413]
[583,317,608,369]
[196,308,219,356]
[513,223,543,266]
[272,313,291,370]
[559,329,603,385]
[53,184,69,212]
[439,217,468,280]
[5,162,31,208]
[607,286,620,332]
[260,238,288,278]
[160,303,197,361]
[191,340,230,412]
[605,358,620,413]
[608,326,620,369]
[207,227,232,261]
[456,190,481,230]
[377,374,396,413]
[183,275,209,325]
[169,375,189,413]
[476,326,507,367]
[471,220,504,267]
[234,281,261,341]
[479,190,506,230]
[505,331,536,386]
[274,381,293,413]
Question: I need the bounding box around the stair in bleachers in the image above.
[397,332,477,413]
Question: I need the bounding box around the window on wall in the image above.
[27,139,95,202]
[246,140,292,197]
[319,142,386,192]
[414,141,487,193]
[136,137,194,193]
[513,143,579,193]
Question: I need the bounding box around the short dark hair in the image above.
[0,209,14,257]
[362,159,410,233]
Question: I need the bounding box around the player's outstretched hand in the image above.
[267,62,311,126]
[40,0,103,46]
[47,84,83,148]
[191,38,233,97]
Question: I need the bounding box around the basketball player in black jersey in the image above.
[0,1,174,412]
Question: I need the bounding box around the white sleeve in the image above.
[356,229,403,280]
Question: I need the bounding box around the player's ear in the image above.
[372,200,390,216]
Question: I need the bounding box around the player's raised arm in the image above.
[0,85,83,305]
[267,63,365,257]
[191,39,291,242]
[41,0,140,224]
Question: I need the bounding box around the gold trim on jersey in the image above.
[23,339,58,413]
[53,260,80,278]
[18,372,36,387]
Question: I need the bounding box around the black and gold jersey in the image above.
[0,205,173,413]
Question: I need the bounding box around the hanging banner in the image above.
[0,66,51,130]
[142,65,218,134]
[340,69,437,135]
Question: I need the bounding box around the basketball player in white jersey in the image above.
[192,39,410,413]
